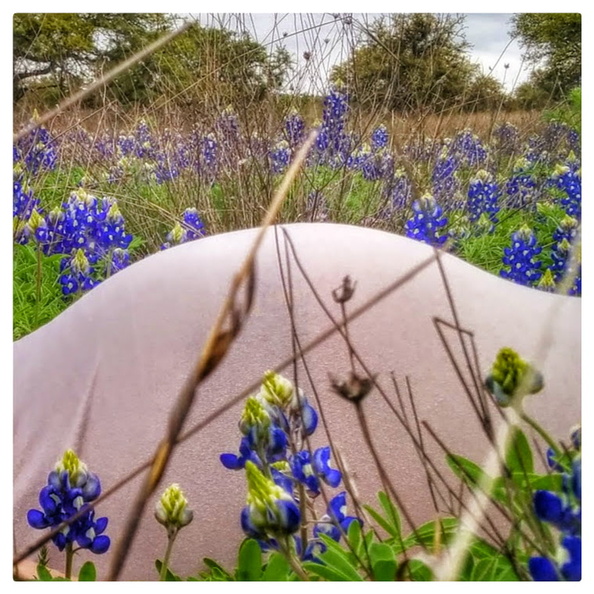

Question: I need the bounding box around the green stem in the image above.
[518,409,563,461]
[160,530,178,581]
[278,537,309,581]
[65,543,74,580]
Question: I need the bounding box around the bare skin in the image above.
[13,223,581,580]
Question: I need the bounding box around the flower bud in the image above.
[155,484,193,531]
[485,347,543,406]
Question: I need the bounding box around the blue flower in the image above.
[241,461,301,539]
[405,195,449,247]
[291,447,341,497]
[467,170,500,226]
[27,450,110,554]
[313,491,362,542]
[371,125,388,151]
[500,226,542,287]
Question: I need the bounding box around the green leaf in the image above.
[303,561,353,582]
[362,491,401,540]
[77,561,96,581]
[261,552,291,581]
[446,453,488,487]
[236,538,262,581]
[378,491,401,539]
[35,564,53,581]
[399,517,458,554]
[347,517,362,554]
[155,559,182,581]
[202,557,234,579]
[506,427,534,474]
[369,543,397,581]
[400,559,433,581]
[313,535,364,581]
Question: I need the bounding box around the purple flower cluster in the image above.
[221,372,361,562]
[27,450,110,555]
[405,195,449,247]
[161,207,206,250]
[500,225,542,287]
[529,430,581,581]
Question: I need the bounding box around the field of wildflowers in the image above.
[14,79,581,580]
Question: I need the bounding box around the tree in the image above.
[331,14,503,113]
[110,23,292,107]
[511,14,581,101]
[13,14,292,108]
[13,13,172,103]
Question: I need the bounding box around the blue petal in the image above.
[561,536,581,581]
[220,453,243,470]
[534,490,564,524]
[301,402,318,436]
[328,492,347,523]
[275,499,301,534]
[94,516,108,535]
[303,539,326,562]
[90,535,111,554]
[314,521,340,542]
[241,506,265,539]
[82,473,101,501]
[529,557,559,581]
[27,509,50,529]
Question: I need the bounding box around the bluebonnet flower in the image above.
[371,125,388,151]
[200,133,218,181]
[405,194,449,247]
[107,247,131,276]
[15,124,58,174]
[551,164,581,220]
[27,449,110,555]
[317,87,351,167]
[59,249,98,296]
[387,169,412,212]
[467,170,500,226]
[451,129,487,167]
[529,455,581,581]
[161,208,206,250]
[270,140,291,174]
[500,225,542,287]
[492,123,520,156]
[98,202,133,254]
[284,109,306,148]
[432,150,460,204]
[504,158,537,209]
[290,447,341,497]
[241,461,301,540]
[550,216,581,296]
[221,371,362,559]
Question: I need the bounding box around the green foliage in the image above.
[13,13,172,104]
[32,561,97,581]
[111,23,291,107]
[544,87,581,132]
[512,14,581,103]
[331,14,505,113]
[13,243,67,340]
[196,540,293,581]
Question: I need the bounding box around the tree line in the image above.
[13,13,580,113]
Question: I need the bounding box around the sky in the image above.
[189,13,530,94]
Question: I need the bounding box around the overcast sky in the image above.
[189,13,531,94]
